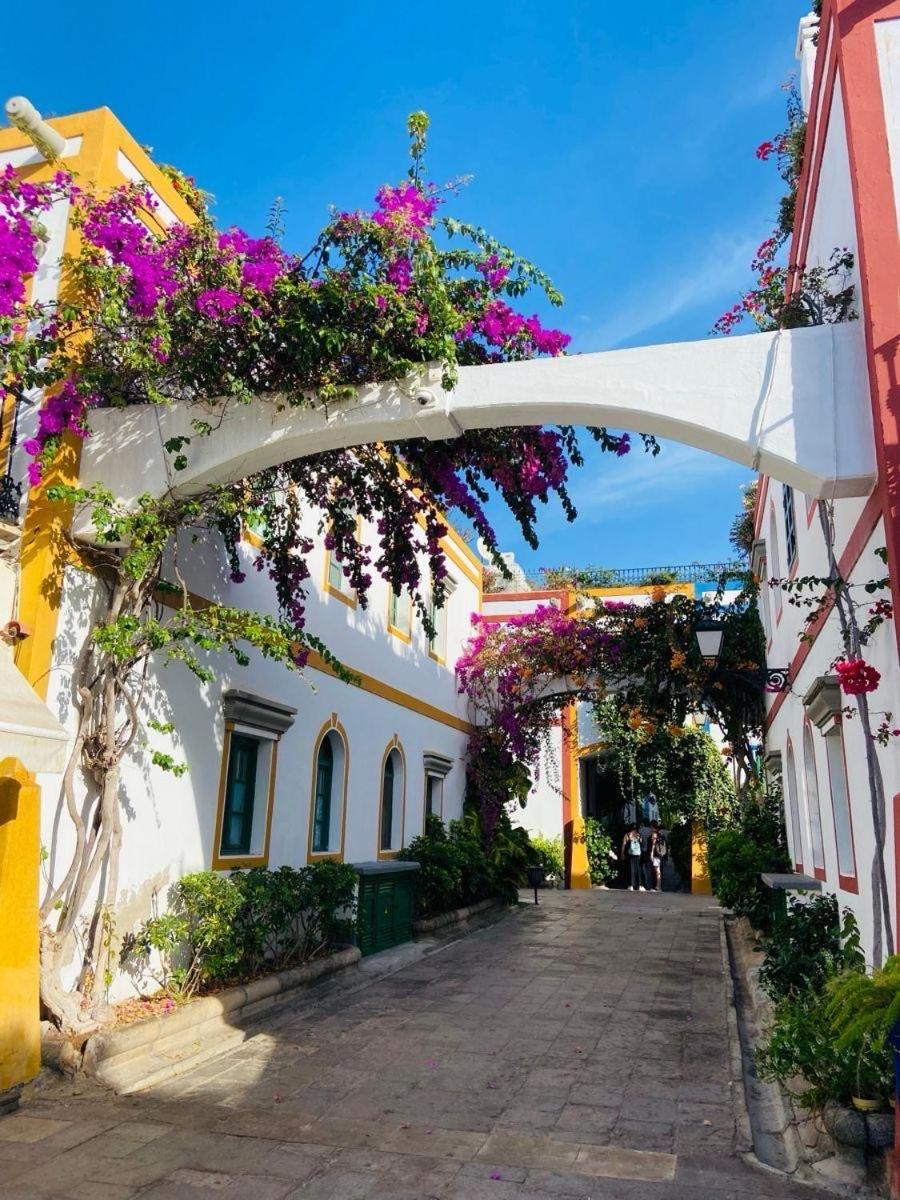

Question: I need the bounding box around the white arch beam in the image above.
[78,322,875,520]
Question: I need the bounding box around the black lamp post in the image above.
[693,616,789,692]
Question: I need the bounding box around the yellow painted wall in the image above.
[691,824,713,895]
[0,109,196,1091]
[0,759,41,1093]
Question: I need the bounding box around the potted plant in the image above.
[826,958,899,1112]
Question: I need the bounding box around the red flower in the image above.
[835,657,881,696]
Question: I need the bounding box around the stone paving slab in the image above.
[0,889,838,1198]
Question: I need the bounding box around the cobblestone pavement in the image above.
[0,889,833,1199]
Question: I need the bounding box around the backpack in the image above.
[655,834,668,859]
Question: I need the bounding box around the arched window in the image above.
[379,744,405,854]
[784,738,804,872]
[308,724,347,859]
[802,722,826,878]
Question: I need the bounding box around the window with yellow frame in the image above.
[387,587,412,642]
[323,517,361,608]
[427,575,456,663]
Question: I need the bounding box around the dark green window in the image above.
[313,736,334,853]
[221,734,258,856]
[380,754,394,850]
[425,774,436,818]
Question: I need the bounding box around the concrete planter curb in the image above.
[78,945,360,1095]
[412,896,504,936]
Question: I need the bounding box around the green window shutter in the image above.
[221,734,258,855]
[425,775,434,817]
[380,755,394,850]
[313,737,334,853]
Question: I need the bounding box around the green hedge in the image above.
[400,812,530,917]
[127,862,358,999]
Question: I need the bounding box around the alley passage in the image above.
[0,891,832,1199]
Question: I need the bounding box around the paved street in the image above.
[0,890,831,1199]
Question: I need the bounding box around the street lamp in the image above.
[693,617,790,692]
[694,617,725,665]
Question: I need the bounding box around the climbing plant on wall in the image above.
[1,117,653,1033]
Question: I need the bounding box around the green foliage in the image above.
[759,895,864,1002]
[487,813,532,902]
[730,481,758,560]
[399,811,529,917]
[539,565,619,590]
[529,834,564,885]
[757,960,896,1109]
[757,989,859,1109]
[591,699,736,833]
[583,818,616,885]
[706,789,790,931]
[827,956,900,1055]
[128,863,357,999]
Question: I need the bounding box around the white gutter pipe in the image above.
[4,96,66,160]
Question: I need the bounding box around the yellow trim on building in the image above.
[305,649,473,734]
[583,583,695,600]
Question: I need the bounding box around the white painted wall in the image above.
[759,45,900,963]
[39,510,481,999]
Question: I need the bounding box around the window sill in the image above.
[307,850,344,864]
[324,582,357,609]
[212,851,268,870]
[428,649,447,666]
[377,849,401,860]
[838,873,859,894]
[387,623,412,645]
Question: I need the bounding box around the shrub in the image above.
[528,833,564,886]
[707,790,790,931]
[757,960,896,1110]
[399,810,531,916]
[757,989,858,1109]
[584,818,616,885]
[485,815,532,903]
[129,863,358,998]
[401,816,466,918]
[758,894,863,1002]
[826,957,900,1104]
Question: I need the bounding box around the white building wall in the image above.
[39,511,481,999]
[758,30,900,962]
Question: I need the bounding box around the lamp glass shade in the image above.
[695,624,724,663]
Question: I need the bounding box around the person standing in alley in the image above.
[638,813,653,890]
[648,820,667,892]
[622,823,643,890]
[643,791,660,823]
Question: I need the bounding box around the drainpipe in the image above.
[4,97,65,161]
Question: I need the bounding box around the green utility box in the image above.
[355,861,420,956]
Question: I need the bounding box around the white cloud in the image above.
[590,228,760,351]
[560,441,750,523]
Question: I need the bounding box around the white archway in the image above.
[78,321,875,525]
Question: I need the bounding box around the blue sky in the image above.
[12,0,810,574]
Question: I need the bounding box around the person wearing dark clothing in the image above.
[638,818,653,890]
[648,820,668,892]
